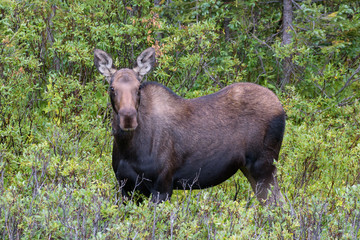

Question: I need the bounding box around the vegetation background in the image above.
[0,0,359,239]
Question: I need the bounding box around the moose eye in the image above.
[110,87,114,92]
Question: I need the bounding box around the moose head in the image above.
[94,48,156,131]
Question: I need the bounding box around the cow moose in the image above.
[94,47,286,205]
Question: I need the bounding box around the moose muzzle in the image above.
[118,108,138,131]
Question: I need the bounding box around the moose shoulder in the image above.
[94,48,286,205]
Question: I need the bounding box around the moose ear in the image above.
[133,47,156,80]
[94,49,117,82]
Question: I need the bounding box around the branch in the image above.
[334,64,360,97]
[250,33,273,51]
[254,48,267,83]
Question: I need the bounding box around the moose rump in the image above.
[94,47,286,205]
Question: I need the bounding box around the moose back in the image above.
[94,48,286,205]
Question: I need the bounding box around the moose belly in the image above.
[172,152,240,190]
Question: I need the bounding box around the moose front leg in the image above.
[150,171,174,203]
[116,160,151,203]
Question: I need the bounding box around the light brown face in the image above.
[94,47,155,131]
[110,69,141,131]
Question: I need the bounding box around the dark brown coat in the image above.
[94,48,285,204]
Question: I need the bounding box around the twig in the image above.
[251,33,273,51]
[152,203,157,240]
[334,63,360,97]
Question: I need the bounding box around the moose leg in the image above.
[240,155,283,205]
[151,171,173,203]
[252,170,282,205]
[116,160,151,202]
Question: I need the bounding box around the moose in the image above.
[94,47,286,205]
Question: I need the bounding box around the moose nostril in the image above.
[119,109,136,117]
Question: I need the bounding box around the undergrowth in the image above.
[1,0,359,239]
[1,87,359,239]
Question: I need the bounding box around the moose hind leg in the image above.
[256,173,282,205]
[240,154,282,205]
[245,113,285,205]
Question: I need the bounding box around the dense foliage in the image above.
[0,0,359,239]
